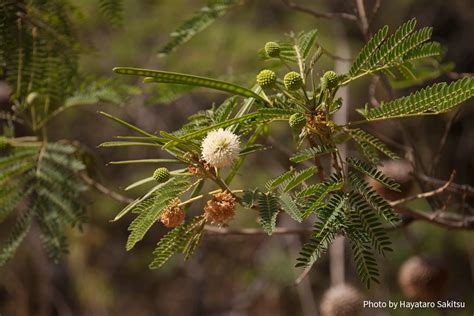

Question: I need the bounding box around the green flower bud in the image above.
[264,41,280,58]
[256,69,277,88]
[284,71,303,91]
[153,167,170,183]
[320,71,338,91]
[289,113,306,130]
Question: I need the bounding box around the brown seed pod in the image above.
[366,159,414,201]
[320,284,364,316]
[160,199,185,228]
[398,255,448,300]
[204,191,236,224]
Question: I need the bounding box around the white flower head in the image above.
[201,128,240,168]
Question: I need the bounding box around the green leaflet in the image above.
[149,215,206,268]
[158,0,240,56]
[360,77,474,120]
[279,192,302,223]
[290,144,336,163]
[348,128,399,163]
[348,172,399,225]
[113,67,266,102]
[349,25,389,76]
[348,192,392,255]
[347,157,400,191]
[0,211,33,266]
[283,167,317,192]
[296,194,346,267]
[125,177,192,250]
[258,192,280,235]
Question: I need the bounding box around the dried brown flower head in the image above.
[204,191,236,224]
[160,199,185,228]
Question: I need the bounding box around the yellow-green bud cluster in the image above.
[256,69,277,88]
[289,113,306,130]
[284,71,303,91]
[264,41,280,58]
[153,167,170,183]
[320,71,338,91]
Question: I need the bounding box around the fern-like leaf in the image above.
[290,145,336,163]
[257,192,280,235]
[347,157,400,191]
[149,215,206,268]
[360,77,474,120]
[158,0,240,56]
[348,172,399,224]
[113,67,265,102]
[296,193,346,267]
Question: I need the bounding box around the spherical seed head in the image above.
[284,71,303,90]
[321,70,338,91]
[398,256,448,300]
[204,191,236,224]
[256,69,277,88]
[289,113,306,130]
[320,284,364,316]
[153,167,170,183]
[264,41,281,57]
[160,199,185,228]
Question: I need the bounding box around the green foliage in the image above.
[105,18,473,288]
[296,193,346,267]
[149,215,206,268]
[257,192,280,235]
[158,0,241,56]
[346,18,442,83]
[347,157,400,191]
[98,0,123,27]
[348,128,399,163]
[113,67,266,102]
[358,77,474,120]
[0,139,87,264]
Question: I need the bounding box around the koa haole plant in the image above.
[102,19,473,288]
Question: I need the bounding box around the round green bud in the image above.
[264,41,280,58]
[284,71,303,91]
[320,70,338,91]
[153,167,170,183]
[289,113,306,130]
[256,69,277,88]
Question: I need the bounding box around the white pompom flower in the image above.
[201,128,240,168]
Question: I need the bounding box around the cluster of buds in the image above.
[204,191,236,224]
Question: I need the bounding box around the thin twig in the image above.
[80,173,134,204]
[429,108,462,175]
[390,171,455,206]
[370,0,382,23]
[393,206,474,230]
[204,225,310,236]
[318,44,353,62]
[281,0,357,21]
[355,0,369,36]
[446,72,473,79]
[416,173,474,197]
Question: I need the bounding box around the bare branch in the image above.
[390,171,455,206]
[416,173,474,197]
[281,0,357,21]
[355,0,369,36]
[204,225,310,236]
[80,173,134,204]
[394,206,474,230]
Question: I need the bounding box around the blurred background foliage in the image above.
[0,0,473,315]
